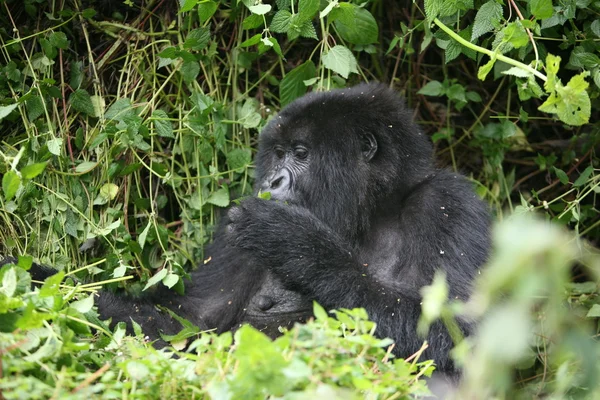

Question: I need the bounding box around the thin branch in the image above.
[433,18,547,82]
[508,0,540,69]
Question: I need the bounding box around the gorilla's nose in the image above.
[256,295,275,311]
[262,169,291,198]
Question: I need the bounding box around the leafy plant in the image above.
[0,0,598,397]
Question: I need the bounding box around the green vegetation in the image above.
[0,0,599,398]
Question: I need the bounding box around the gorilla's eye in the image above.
[274,147,285,159]
[293,147,308,160]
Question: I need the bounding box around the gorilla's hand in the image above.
[226,197,305,258]
[227,197,357,289]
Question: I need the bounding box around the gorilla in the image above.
[4,83,490,373]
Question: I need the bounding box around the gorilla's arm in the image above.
[1,249,268,345]
[228,172,489,370]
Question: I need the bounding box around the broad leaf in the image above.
[20,162,48,180]
[472,0,503,41]
[280,61,317,106]
[2,171,20,201]
[332,4,378,45]
[322,45,358,79]
[69,89,96,117]
[207,187,230,207]
[152,110,174,138]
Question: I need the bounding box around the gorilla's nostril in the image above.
[257,295,275,311]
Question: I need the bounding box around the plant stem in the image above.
[433,18,547,82]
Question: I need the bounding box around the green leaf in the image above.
[143,268,168,291]
[242,14,263,30]
[321,45,358,79]
[152,110,174,138]
[163,273,179,289]
[238,99,261,128]
[586,304,600,318]
[0,103,18,121]
[49,31,69,49]
[248,3,271,15]
[40,39,56,59]
[100,183,119,201]
[424,0,441,20]
[138,220,152,249]
[297,0,319,22]
[544,53,561,92]
[591,20,600,38]
[158,47,178,59]
[70,295,94,313]
[20,162,48,180]
[160,308,201,342]
[2,171,20,201]
[113,264,128,278]
[280,61,317,106]
[477,58,496,80]
[333,4,378,45]
[240,34,262,47]
[105,98,134,121]
[573,166,594,187]
[95,219,121,236]
[313,302,328,321]
[198,0,218,23]
[569,48,600,69]
[540,70,591,126]
[69,89,96,117]
[445,40,462,63]
[26,95,45,121]
[184,27,211,51]
[270,10,292,33]
[257,37,283,57]
[553,167,569,185]
[17,255,33,271]
[446,84,466,102]
[226,148,251,171]
[471,0,503,40]
[502,66,533,78]
[207,187,230,207]
[466,91,482,102]
[530,0,553,19]
[417,80,443,96]
[299,20,318,40]
[179,0,197,13]
[267,37,283,58]
[424,0,471,20]
[181,60,200,82]
[0,267,17,297]
[82,8,97,18]
[75,161,97,174]
[126,361,149,381]
[4,61,20,82]
[47,137,63,155]
[501,22,529,49]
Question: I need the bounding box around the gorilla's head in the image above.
[254,83,434,242]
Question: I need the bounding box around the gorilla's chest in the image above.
[358,225,402,282]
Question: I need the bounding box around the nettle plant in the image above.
[182,0,381,103]
[421,0,596,126]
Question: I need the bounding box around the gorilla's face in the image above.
[254,94,381,242]
[256,139,311,203]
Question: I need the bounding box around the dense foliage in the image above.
[0,0,599,398]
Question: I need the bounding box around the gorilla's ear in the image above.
[361,132,378,162]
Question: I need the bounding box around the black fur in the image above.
[4,83,490,373]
